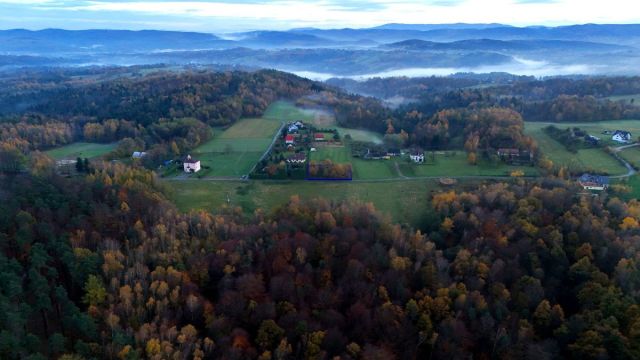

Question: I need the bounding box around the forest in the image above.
[2,162,640,359]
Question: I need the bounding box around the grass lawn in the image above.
[525,122,630,175]
[619,146,640,169]
[612,174,640,201]
[186,102,293,177]
[399,151,539,177]
[46,142,116,160]
[310,146,351,163]
[195,151,265,177]
[352,159,398,179]
[337,127,384,144]
[263,101,317,122]
[167,179,444,227]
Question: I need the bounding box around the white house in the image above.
[612,130,632,143]
[132,151,147,159]
[410,149,425,163]
[183,155,201,173]
[287,124,299,133]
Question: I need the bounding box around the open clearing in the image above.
[188,102,290,176]
[399,151,539,177]
[46,142,116,160]
[525,121,631,175]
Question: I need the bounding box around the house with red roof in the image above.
[314,133,325,142]
[285,134,295,145]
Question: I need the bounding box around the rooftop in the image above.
[578,173,609,186]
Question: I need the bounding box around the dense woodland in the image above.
[1,67,640,359]
[3,70,640,169]
[2,165,640,359]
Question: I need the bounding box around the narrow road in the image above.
[394,161,408,179]
[247,121,285,176]
[610,142,638,179]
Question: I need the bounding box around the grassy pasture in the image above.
[337,127,384,144]
[310,146,351,163]
[619,146,640,169]
[46,142,116,160]
[399,151,539,177]
[187,102,295,177]
[524,122,630,175]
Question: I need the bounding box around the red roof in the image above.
[285,135,295,141]
[314,133,325,139]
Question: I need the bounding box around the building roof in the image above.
[613,130,632,136]
[578,173,609,186]
[285,134,295,142]
[287,153,307,162]
[497,148,520,154]
[314,133,325,139]
[183,155,199,163]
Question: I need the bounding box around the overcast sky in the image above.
[1,0,638,33]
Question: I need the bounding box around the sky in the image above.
[1,0,638,33]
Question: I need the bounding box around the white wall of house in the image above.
[410,154,424,163]
[184,161,201,173]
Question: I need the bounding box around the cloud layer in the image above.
[0,0,638,32]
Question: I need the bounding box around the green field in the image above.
[187,103,290,177]
[399,151,539,177]
[337,127,384,144]
[310,146,351,163]
[46,142,116,160]
[525,122,631,175]
[352,159,398,179]
[167,179,444,226]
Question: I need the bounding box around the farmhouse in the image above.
[314,133,326,142]
[578,173,609,191]
[410,149,425,163]
[287,124,299,133]
[285,134,295,145]
[132,151,147,159]
[612,130,632,143]
[497,148,533,164]
[183,155,201,173]
[286,153,307,164]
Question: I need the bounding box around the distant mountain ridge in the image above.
[0,24,639,77]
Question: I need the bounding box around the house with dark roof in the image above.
[183,155,201,173]
[612,130,632,143]
[578,173,609,191]
[286,153,306,164]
